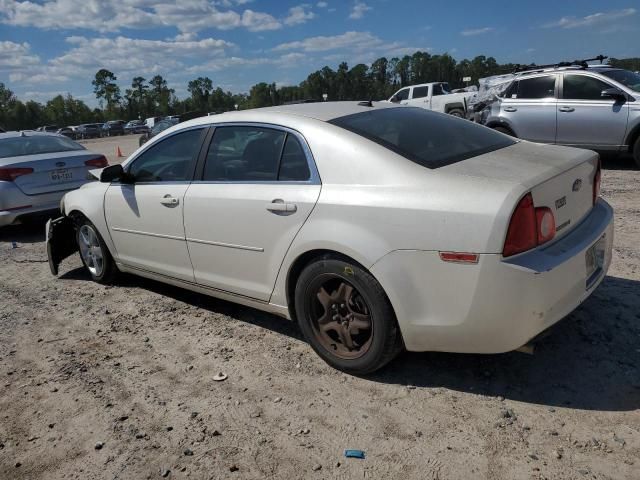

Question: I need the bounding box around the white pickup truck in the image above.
[388,82,475,118]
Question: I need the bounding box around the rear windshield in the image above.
[329,107,515,169]
[0,135,85,158]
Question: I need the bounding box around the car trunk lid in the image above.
[3,150,103,195]
[443,141,599,240]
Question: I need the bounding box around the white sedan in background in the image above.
[47,102,613,374]
[0,131,108,227]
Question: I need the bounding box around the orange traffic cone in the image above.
[116,146,123,158]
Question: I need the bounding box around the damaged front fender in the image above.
[46,216,78,275]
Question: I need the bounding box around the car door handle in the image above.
[558,106,575,112]
[503,107,517,112]
[160,195,179,207]
[266,199,297,213]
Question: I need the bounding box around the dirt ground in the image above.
[0,153,639,480]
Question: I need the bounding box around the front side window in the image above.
[514,76,556,99]
[599,69,640,91]
[330,107,515,169]
[412,86,428,99]
[394,88,410,101]
[128,128,204,182]
[563,74,612,100]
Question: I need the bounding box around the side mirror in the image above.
[601,87,626,101]
[100,164,130,183]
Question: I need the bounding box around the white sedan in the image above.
[46,102,613,374]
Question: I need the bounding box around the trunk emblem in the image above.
[572,179,582,192]
[55,161,66,167]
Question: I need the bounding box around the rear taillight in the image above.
[85,156,109,168]
[593,158,601,205]
[503,193,556,257]
[535,207,556,244]
[0,167,34,182]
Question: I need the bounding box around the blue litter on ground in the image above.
[344,449,365,459]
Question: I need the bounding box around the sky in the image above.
[0,0,639,107]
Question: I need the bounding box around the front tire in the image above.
[76,219,117,284]
[294,257,403,374]
[633,135,640,169]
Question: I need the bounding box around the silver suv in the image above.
[484,65,640,167]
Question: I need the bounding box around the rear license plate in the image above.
[585,234,606,286]
[50,169,73,181]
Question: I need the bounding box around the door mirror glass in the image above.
[100,164,125,183]
[601,87,626,101]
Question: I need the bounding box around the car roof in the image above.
[182,101,399,126]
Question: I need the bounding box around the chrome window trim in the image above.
[193,122,321,185]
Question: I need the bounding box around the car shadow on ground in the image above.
[59,268,639,412]
[601,152,637,170]
[0,220,47,244]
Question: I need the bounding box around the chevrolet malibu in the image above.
[46,102,613,374]
[1,131,108,227]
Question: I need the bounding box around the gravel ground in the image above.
[77,135,143,165]
[0,154,639,479]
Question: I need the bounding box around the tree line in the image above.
[1,51,638,131]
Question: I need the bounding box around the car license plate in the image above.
[585,234,606,284]
[50,169,73,181]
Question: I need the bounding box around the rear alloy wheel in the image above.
[633,135,640,169]
[295,257,403,374]
[77,219,117,284]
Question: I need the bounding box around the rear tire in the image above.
[633,135,640,169]
[294,257,403,374]
[76,218,117,284]
[493,126,516,137]
[448,108,465,118]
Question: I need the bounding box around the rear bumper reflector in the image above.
[439,252,479,264]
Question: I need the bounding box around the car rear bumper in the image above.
[0,182,67,227]
[370,199,614,353]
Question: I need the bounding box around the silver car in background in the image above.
[0,131,108,227]
[484,66,640,167]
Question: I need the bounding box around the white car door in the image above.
[390,87,411,105]
[183,125,321,301]
[104,127,207,281]
[406,85,429,108]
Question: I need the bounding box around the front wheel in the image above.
[294,257,403,374]
[493,126,516,137]
[448,108,465,118]
[76,219,117,284]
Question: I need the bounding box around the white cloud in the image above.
[274,31,382,52]
[316,1,328,7]
[460,27,494,36]
[284,5,315,26]
[0,41,40,69]
[543,8,636,29]
[0,0,282,32]
[349,1,371,20]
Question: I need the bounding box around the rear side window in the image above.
[514,76,556,99]
[202,127,311,182]
[412,86,428,99]
[0,135,85,158]
[563,75,611,100]
[330,107,515,169]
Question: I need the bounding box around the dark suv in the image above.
[101,120,126,137]
[77,123,102,139]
